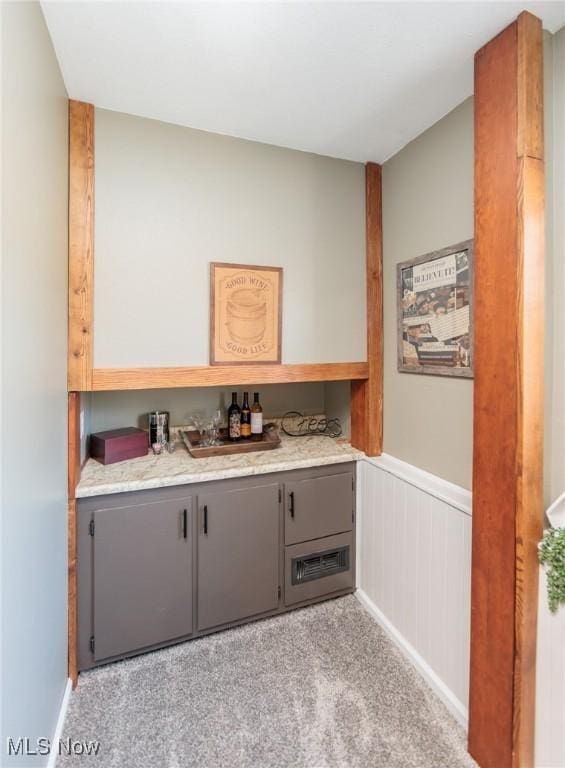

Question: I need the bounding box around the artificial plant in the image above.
[539,526,565,613]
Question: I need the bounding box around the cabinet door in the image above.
[197,484,279,631]
[93,498,192,661]
[284,471,353,545]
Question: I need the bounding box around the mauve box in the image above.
[90,427,148,465]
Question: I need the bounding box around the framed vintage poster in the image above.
[210,262,283,365]
[397,239,473,378]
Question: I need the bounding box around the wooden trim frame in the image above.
[66,102,368,392]
[469,12,544,768]
[68,392,81,687]
[351,162,383,456]
[68,101,94,391]
[91,362,368,391]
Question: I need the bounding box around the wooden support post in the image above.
[351,162,383,456]
[68,391,81,687]
[68,100,94,392]
[68,98,94,683]
[469,12,544,768]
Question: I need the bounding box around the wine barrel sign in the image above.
[210,262,282,364]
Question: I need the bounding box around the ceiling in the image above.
[42,1,565,163]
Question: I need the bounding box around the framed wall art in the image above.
[397,239,473,378]
[210,262,283,365]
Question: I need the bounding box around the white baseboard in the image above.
[47,678,72,768]
[355,588,469,730]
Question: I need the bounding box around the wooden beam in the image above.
[67,499,78,688]
[513,22,545,755]
[68,392,81,688]
[68,391,81,498]
[90,362,369,391]
[68,100,94,391]
[365,163,384,456]
[516,12,544,161]
[67,103,92,684]
[469,12,544,768]
[351,163,383,455]
[350,379,367,450]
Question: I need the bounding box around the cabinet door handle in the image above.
[289,491,295,519]
[203,505,208,535]
[182,509,187,539]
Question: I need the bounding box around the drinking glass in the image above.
[200,423,214,448]
[188,412,207,446]
[204,423,216,447]
[211,409,223,446]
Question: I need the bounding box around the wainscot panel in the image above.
[356,455,471,727]
[355,454,565,768]
[535,567,565,768]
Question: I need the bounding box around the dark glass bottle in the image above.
[241,392,251,440]
[228,392,241,441]
[240,391,251,439]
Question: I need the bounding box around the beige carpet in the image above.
[58,596,476,768]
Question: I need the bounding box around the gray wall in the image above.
[94,108,366,367]
[544,27,565,508]
[324,381,352,438]
[89,383,326,433]
[1,3,69,765]
[88,382,358,438]
[381,31,564,500]
[382,99,474,489]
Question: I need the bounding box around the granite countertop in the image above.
[76,433,363,498]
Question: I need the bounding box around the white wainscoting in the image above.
[356,454,565,767]
[535,568,565,768]
[356,454,472,728]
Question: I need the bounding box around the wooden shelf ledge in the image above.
[89,362,369,391]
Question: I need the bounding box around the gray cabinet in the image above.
[91,497,193,661]
[197,483,280,631]
[77,463,356,671]
[284,471,354,545]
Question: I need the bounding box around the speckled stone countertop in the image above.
[76,433,363,498]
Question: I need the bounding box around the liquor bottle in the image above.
[228,392,241,441]
[251,392,263,437]
[240,392,251,439]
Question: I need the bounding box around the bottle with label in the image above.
[228,392,241,441]
[240,392,251,439]
[251,392,263,437]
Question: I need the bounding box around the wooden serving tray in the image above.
[181,428,281,459]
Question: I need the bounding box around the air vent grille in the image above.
[291,545,350,585]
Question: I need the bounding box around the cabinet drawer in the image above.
[284,532,354,606]
[284,471,353,545]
